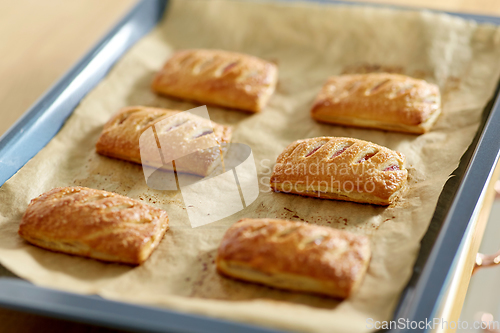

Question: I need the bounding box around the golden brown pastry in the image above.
[18,187,169,265]
[311,73,441,134]
[216,218,371,299]
[270,137,407,205]
[151,49,278,113]
[96,106,232,177]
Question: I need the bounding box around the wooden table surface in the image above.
[1,0,499,332]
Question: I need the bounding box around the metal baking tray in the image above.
[1,0,500,332]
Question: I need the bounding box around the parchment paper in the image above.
[1,0,500,332]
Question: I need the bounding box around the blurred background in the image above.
[1,0,500,332]
[459,196,500,333]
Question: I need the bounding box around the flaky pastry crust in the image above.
[216,218,371,299]
[270,137,408,205]
[311,73,441,134]
[18,187,169,265]
[95,106,232,177]
[151,49,278,113]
